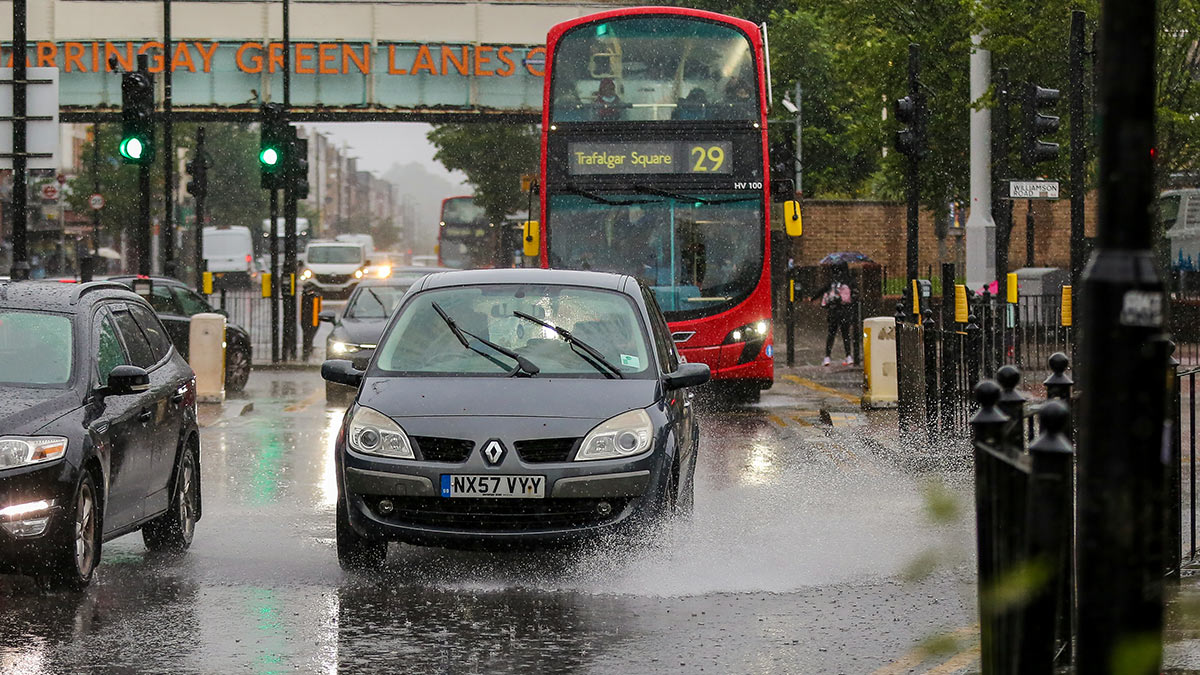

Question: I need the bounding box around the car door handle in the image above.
[139,409,154,423]
[172,390,185,404]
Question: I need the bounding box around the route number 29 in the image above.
[690,145,725,172]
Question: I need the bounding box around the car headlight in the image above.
[0,436,68,469]
[354,269,364,279]
[575,409,653,461]
[723,319,770,344]
[329,340,358,356]
[347,406,414,459]
[376,265,391,278]
[301,268,313,280]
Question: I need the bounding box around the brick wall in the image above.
[779,195,1097,278]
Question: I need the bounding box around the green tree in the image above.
[426,123,540,222]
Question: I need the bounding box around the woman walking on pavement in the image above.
[814,262,854,366]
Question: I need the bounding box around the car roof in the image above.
[415,268,632,293]
[106,274,186,287]
[0,279,144,311]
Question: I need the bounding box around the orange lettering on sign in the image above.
[411,45,437,76]
[139,42,165,72]
[474,45,494,76]
[343,44,369,75]
[295,43,316,74]
[36,42,56,68]
[319,43,339,74]
[441,45,468,76]
[387,45,407,75]
[495,46,515,77]
[106,42,134,72]
[524,47,545,77]
[194,42,218,73]
[267,42,284,73]
[172,42,196,73]
[91,42,100,72]
[237,42,263,73]
[64,42,86,72]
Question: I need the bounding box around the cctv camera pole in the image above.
[1075,0,1169,671]
[9,0,29,280]
[161,0,175,277]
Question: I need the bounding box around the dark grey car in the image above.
[321,268,709,568]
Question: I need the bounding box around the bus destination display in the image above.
[568,141,733,175]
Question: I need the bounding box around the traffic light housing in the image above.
[288,132,310,200]
[893,95,926,158]
[186,153,208,200]
[1022,83,1060,166]
[119,70,155,164]
[260,103,287,189]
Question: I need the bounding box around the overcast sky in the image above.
[304,122,468,185]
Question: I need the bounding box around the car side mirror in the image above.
[318,310,336,323]
[662,362,710,391]
[322,359,364,388]
[104,365,151,396]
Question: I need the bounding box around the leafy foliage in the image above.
[426,123,539,222]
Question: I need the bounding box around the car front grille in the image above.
[514,437,580,463]
[412,436,474,463]
[370,496,631,532]
[315,273,351,285]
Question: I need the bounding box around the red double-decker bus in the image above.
[534,7,798,397]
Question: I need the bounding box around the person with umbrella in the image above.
[813,261,855,366]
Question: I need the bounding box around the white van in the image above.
[202,226,257,289]
[301,241,367,298]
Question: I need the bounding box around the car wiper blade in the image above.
[631,185,759,205]
[512,310,624,379]
[564,183,657,207]
[431,302,540,377]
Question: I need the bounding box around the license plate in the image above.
[440,474,545,498]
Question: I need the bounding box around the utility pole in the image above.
[161,0,174,277]
[965,32,995,290]
[1075,1,1168,672]
[9,0,29,280]
[1068,10,1088,287]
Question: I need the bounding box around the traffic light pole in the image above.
[992,67,1013,302]
[1069,10,1087,287]
[191,126,206,286]
[1024,199,1035,267]
[9,0,29,280]
[161,0,174,277]
[269,189,280,364]
[904,44,920,288]
[1075,0,1168,671]
[135,54,152,277]
[282,0,298,361]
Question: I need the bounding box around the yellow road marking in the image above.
[783,374,861,404]
[284,388,323,413]
[923,643,980,674]
[767,413,788,428]
[789,415,815,427]
[870,626,978,675]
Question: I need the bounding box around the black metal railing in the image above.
[214,288,301,364]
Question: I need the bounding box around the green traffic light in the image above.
[260,147,280,167]
[119,136,144,161]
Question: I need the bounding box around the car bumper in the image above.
[0,462,76,570]
[305,280,359,298]
[338,443,670,548]
[679,339,773,388]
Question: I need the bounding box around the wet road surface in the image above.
[1,366,985,674]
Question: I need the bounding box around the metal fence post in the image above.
[971,380,1009,673]
[895,301,908,434]
[1167,342,1181,580]
[923,308,939,438]
[965,313,981,399]
[940,264,958,433]
[1024,399,1075,673]
[996,365,1027,453]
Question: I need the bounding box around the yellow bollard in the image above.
[1061,285,1072,327]
[1007,272,1018,304]
[955,284,968,323]
[788,279,794,303]
[911,280,921,316]
[261,272,272,298]
[201,271,213,295]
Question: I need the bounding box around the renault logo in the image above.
[481,439,506,466]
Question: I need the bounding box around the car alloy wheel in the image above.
[42,472,100,591]
[226,347,251,392]
[143,448,198,552]
[74,479,98,578]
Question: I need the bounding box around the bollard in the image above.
[996,365,1027,454]
[923,308,939,438]
[1024,400,1075,674]
[970,379,1009,672]
[189,312,226,403]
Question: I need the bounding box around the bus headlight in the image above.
[723,320,770,344]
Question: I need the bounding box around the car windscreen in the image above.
[345,285,412,319]
[307,246,363,264]
[376,284,654,378]
[0,311,74,387]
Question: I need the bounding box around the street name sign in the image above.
[1008,180,1060,200]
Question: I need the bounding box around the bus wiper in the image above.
[631,185,759,205]
[431,302,540,377]
[564,184,657,207]
[512,310,624,379]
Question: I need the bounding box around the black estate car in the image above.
[108,276,253,393]
[0,281,202,589]
[322,268,709,568]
